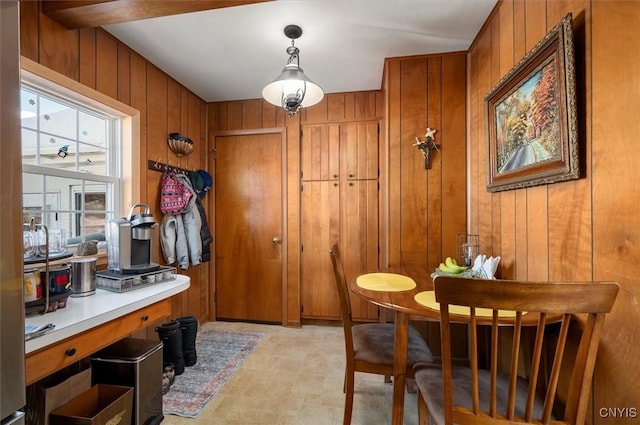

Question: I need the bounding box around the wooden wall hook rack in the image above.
[147,159,193,175]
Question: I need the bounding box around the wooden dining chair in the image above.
[329,243,434,425]
[414,276,619,425]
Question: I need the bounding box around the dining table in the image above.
[349,266,553,425]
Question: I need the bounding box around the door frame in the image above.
[208,127,288,325]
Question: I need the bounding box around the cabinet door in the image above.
[300,180,341,319]
[342,180,380,321]
[341,121,379,180]
[301,124,340,181]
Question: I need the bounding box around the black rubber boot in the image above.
[155,321,185,375]
[177,316,198,367]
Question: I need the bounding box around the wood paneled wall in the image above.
[468,1,640,421]
[19,2,210,323]
[383,52,467,271]
[208,92,383,326]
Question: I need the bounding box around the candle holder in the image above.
[457,233,479,267]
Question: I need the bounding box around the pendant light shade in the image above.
[262,25,324,117]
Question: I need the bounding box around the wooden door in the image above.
[300,124,340,181]
[215,132,284,323]
[341,121,379,180]
[300,180,340,319]
[342,179,380,320]
[300,122,380,322]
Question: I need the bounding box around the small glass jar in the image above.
[24,231,37,260]
[36,227,67,256]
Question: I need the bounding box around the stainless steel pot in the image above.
[70,257,97,297]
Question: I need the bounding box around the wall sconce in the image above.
[262,24,324,117]
[168,132,194,158]
[412,128,439,169]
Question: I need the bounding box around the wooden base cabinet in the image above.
[25,299,171,385]
[300,121,380,322]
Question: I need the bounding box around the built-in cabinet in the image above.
[300,121,380,321]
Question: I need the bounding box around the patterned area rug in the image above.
[163,325,266,418]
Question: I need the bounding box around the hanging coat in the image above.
[175,173,202,266]
[194,197,212,263]
[160,214,189,269]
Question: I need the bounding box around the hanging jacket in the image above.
[175,173,202,266]
[194,197,212,263]
[160,214,189,269]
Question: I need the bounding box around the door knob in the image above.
[272,237,281,245]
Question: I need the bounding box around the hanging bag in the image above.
[160,171,192,216]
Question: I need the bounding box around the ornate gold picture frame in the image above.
[485,13,578,192]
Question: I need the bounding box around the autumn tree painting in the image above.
[494,59,559,174]
[485,13,578,192]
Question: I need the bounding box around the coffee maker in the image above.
[106,204,159,274]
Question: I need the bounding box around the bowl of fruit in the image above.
[432,257,469,277]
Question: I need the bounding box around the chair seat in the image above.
[353,323,433,368]
[414,363,549,425]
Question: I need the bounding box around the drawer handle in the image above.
[65,347,77,357]
[141,315,149,321]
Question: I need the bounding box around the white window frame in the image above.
[21,82,121,239]
[20,57,141,242]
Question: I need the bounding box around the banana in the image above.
[438,263,455,273]
[439,257,467,274]
[438,263,462,274]
[445,257,459,268]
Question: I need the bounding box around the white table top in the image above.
[25,274,190,354]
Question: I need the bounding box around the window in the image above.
[21,83,121,248]
[20,58,140,255]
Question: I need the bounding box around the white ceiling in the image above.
[104,0,497,103]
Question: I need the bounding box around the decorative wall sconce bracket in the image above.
[168,132,194,158]
[412,127,439,169]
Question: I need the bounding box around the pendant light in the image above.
[262,25,324,117]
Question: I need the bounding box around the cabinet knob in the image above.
[333,182,339,187]
[333,174,339,178]
[349,182,354,186]
[141,315,149,321]
[65,347,77,357]
[349,174,355,178]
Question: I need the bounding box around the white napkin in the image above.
[471,254,501,279]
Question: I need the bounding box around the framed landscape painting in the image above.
[485,13,579,192]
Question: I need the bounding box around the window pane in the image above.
[81,186,108,237]
[44,175,76,213]
[23,173,44,223]
[22,128,37,163]
[21,88,37,130]
[39,135,76,168]
[39,96,76,140]
[79,111,107,148]
[78,142,107,175]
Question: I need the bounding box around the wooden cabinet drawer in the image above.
[25,299,170,385]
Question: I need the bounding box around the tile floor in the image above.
[162,320,419,425]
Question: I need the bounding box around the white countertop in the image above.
[25,274,190,354]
